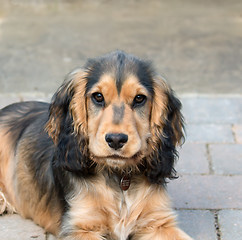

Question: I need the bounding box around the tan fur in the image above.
[0,190,15,214]
[134,227,193,240]
[0,128,17,211]
[14,138,61,235]
[87,75,151,169]
[60,174,192,240]
[150,76,169,147]
[71,71,89,135]
[151,75,184,146]
[0,127,61,234]
[45,69,86,143]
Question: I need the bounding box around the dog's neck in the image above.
[94,161,148,192]
[100,167,134,191]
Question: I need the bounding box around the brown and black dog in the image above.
[0,51,192,240]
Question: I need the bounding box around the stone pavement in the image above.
[0,94,241,240]
[168,95,242,240]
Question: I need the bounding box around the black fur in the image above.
[54,113,94,175]
[135,60,155,96]
[146,91,184,185]
[0,102,48,151]
[146,123,179,185]
[115,51,126,92]
[48,79,96,176]
[85,51,154,95]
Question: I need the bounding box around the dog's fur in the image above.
[0,51,192,239]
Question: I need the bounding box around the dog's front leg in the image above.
[130,204,193,240]
[59,192,109,240]
[59,213,109,240]
[59,223,108,240]
[59,231,106,240]
[133,225,193,240]
[129,185,193,240]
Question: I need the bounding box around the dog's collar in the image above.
[104,167,132,191]
[120,174,131,191]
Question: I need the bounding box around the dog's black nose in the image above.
[105,133,128,150]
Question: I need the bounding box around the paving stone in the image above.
[176,210,217,240]
[181,96,242,124]
[186,124,234,143]
[0,95,21,109]
[0,214,46,240]
[210,144,242,175]
[46,234,57,240]
[167,175,242,209]
[176,143,209,174]
[218,210,242,240]
[233,125,242,143]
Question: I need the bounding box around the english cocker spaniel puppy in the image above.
[0,51,192,240]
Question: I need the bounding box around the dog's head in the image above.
[46,51,184,184]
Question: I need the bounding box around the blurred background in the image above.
[0,0,241,96]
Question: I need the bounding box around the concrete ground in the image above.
[0,0,242,240]
[0,0,242,95]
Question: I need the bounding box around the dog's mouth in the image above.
[99,152,141,160]
[90,152,143,167]
[107,154,132,160]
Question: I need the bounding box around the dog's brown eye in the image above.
[92,92,105,106]
[133,94,147,107]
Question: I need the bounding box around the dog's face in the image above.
[86,74,151,168]
[46,51,184,183]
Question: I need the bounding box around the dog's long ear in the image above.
[147,76,185,184]
[46,69,88,143]
[45,69,93,174]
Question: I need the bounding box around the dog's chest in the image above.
[112,191,135,240]
[67,175,146,240]
[105,176,145,240]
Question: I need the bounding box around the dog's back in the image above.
[0,101,61,234]
[0,102,49,146]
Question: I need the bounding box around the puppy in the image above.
[0,51,192,240]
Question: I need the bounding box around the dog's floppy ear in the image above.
[46,69,94,174]
[147,76,185,184]
[46,69,88,143]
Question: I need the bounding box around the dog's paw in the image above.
[0,190,16,215]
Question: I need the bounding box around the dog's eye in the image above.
[133,94,147,107]
[92,92,105,106]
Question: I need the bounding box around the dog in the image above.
[0,51,192,240]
